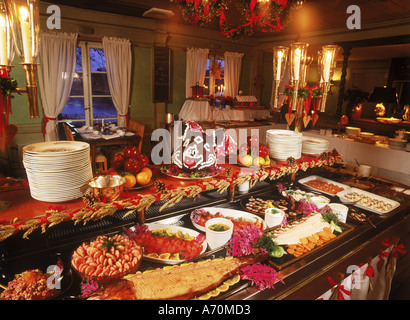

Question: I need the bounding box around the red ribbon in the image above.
[42,116,57,136]
[327,277,352,300]
[382,238,407,257]
[119,113,129,126]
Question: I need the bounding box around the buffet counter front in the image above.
[0,158,408,301]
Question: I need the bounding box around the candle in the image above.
[323,50,332,82]
[0,14,7,65]
[276,50,283,81]
[294,48,301,80]
[19,6,32,64]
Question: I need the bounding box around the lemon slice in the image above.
[224,256,234,261]
[170,253,180,260]
[146,253,158,258]
[142,269,154,274]
[224,274,240,286]
[176,230,183,238]
[163,265,175,271]
[213,257,224,262]
[198,259,209,265]
[180,262,191,267]
[197,293,210,300]
[159,253,171,260]
[216,284,229,292]
[208,289,220,297]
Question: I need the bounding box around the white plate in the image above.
[298,175,350,197]
[133,223,207,265]
[336,187,400,215]
[23,141,90,154]
[190,207,267,232]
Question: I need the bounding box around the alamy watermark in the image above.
[346,5,361,30]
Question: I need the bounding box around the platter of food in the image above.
[190,207,266,232]
[0,254,73,300]
[298,175,350,196]
[240,196,288,216]
[159,164,225,180]
[264,213,354,270]
[336,187,400,215]
[128,223,207,265]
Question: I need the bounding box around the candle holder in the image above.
[272,46,288,111]
[289,42,308,111]
[319,45,339,112]
[4,0,40,118]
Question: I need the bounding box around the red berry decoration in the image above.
[124,158,141,173]
[124,146,139,159]
[110,153,125,170]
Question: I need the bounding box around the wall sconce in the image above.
[3,0,40,118]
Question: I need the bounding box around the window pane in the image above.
[70,72,84,96]
[91,73,111,95]
[60,97,86,120]
[92,97,117,119]
[89,48,107,72]
[75,47,82,71]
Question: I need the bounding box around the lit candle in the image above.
[276,50,283,81]
[294,48,301,80]
[19,6,32,64]
[323,50,332,82]
[0,14,7,65]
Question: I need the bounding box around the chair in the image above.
[128,119,145,152]
[63,123,75,141]
[95,152,108,173]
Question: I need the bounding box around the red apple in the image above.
[124,158,141,173]
[138,154,149,168]
[124,145,139,159]
[239,143,250,154]
[247,135,259,147]
[259,144,269,158]
[110,153,125,170]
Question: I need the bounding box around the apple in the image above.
[259,144,269,158]
[124,145,139,159]
[239,143,250,154]
[110,153,125,170]
[138,154,149,168]
[124,158,141,173]
[247,135,259,147]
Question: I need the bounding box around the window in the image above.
[204,54,225,97]
[59,42,117,126]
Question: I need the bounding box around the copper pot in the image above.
[88,175,126,202]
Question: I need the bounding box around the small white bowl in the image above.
[310,196,330,209]
[328,203,349,223]
[205,218,234,250]
[264,208,286,228]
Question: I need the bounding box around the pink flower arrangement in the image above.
[227,225,266,257]
[240,263,284,291]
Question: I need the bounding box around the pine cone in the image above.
[82,191,99,207]
[320,152,329,160]
[154,180,167,193]
[286,157,296,166]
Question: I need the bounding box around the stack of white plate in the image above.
[266,129,302,160]
[388,138,407,150]
[302,136,329,156]
[22,141,93,202]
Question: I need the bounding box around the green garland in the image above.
[283,86,323,100]
[0,74,18,96]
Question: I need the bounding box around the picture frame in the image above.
[153,46,172,103]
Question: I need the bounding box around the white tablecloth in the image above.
[178,100,214,122]
[178,100,271,122]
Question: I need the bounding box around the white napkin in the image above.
[77,125,90,132]
[102,133,120,140]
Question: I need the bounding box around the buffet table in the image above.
[0,153,408,302]
[178,99,270,122]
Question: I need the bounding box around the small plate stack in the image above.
[266,129,302,160]
[345,126,361,137]
[301,136,329,156]
[22,141,93,202]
